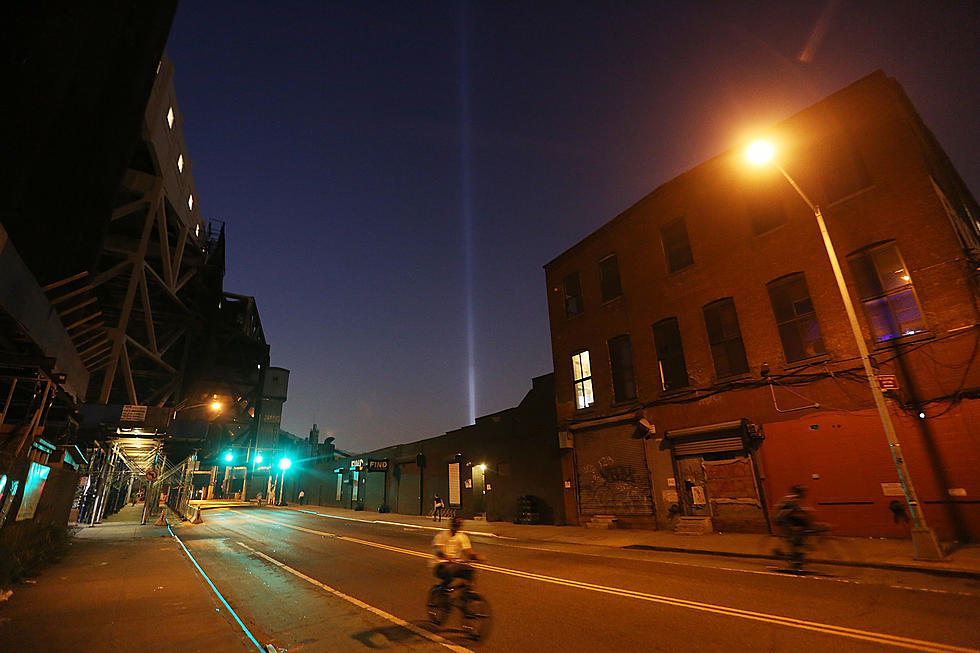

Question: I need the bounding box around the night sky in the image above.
[165,1,980,452]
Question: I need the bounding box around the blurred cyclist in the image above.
[773,484,826,570]
[431,516,484,588]
[774,485,814,535]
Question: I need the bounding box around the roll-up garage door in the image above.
[673,436,744,457]
[574,424,654,516]
[396,463,419,514]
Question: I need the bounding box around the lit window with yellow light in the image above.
[571,350,594,409]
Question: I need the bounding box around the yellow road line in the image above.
[237,541,472,653]
[231,509,338,538]
[230,510,976,653]
[337,533,431,559]
[475,565,974,653]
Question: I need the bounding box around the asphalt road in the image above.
[176,506,980,653]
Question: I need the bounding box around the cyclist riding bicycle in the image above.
[431,516,484,588]
[773,484,826,570]
[774,485,814,535]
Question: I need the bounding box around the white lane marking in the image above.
[287,510,972,593]
[233,512,976,651]
[887,584,978,598]
[168,526,265,652]
[236,542,472,653]
[236,510,979,598]
[475,540,980,598]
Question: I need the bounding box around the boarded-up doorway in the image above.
[675,453,767,532]
[667,419,768,533]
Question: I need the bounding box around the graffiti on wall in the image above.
[579,456,653,514]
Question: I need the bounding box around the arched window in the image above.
[847,243,926,342]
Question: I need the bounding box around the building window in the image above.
[607,335,636,402]
[703,298,749,377]
[167,106,175,128]
[571,350,594,409]
[653,317,690,391]
[661,217,694,273]
[187,194,194,211]
[744,171,787,235]
[599,255,622,302]
[814,129,871,202]
[177,154,184,173]
[767,273,826,362]
[563,272,583,317]
[848,243,927,342]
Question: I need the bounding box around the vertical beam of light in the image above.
[798,0,840,63]
[459,0,476,425]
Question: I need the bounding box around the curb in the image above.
[619,544,980,580]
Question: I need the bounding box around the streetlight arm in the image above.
[775,164,818,214]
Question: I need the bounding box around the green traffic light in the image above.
[278,457,292,471]
[224,452,233,462]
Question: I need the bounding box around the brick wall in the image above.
[545,72,980,538]
[761,403,980,540]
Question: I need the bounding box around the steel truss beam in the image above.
[93,160,207,406]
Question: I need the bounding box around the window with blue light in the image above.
[848,243,926,342]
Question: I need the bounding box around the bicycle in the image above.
[772,522,831,573]
[426,564,492,640]
[427,506,457,520]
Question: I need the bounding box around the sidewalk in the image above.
[278,503,980,580]
[0,504,258,653]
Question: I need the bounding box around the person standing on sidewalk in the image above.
[433,494,444,522]
[298,489,306,505]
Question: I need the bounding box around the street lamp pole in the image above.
[277,468,285,506]
[751,144,942,560]
[241,439,252,500]
[276,457,292,506]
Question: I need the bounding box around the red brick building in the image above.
[544,71,980,541]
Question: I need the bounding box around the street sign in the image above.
[880,482,904,496]
[876,374,899,391]
[368,458,388,472]
[121,404,148,421]
[145,469,158,481]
